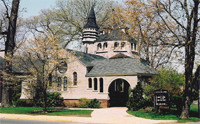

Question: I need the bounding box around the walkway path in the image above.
[0,107,177,124]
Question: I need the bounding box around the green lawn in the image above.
[0,107,93,117]
[127,104,200,123]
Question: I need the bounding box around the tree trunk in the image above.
[43,90,47,112]
[180,0,199,118]
[1,0,20,107]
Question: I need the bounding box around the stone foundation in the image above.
[64,99,109,108]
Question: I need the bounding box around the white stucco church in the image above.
[20,7,157,107]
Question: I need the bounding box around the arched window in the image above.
[100,78,103,93]
[64,76,68,88]
[88,78,92,88]
[114,42,119,49]
[57,77,61,87]
[73,72,77,86]
[134,43,137,50]
[121,42,125,48]
[94,78,97,91]
[131,43,133,50]
[97,43,102,50]
[103,42,108,50]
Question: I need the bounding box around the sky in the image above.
[20,0,124,18]
[20,0,57,18]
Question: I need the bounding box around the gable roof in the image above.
[0,56,21,73]
[67,49,106,66]
[86,58,157,76]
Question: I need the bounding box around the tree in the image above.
[143,68,185,98]
[14,33,76,111]
[0,0,20,107]
[21,0,117,51]
[123,0,178,69]
[154,0,200,119]
[126,82,147,111]
[123,0,199,118]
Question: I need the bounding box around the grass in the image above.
[0,107,93,117]
[127,104,200,123]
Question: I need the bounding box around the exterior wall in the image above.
[95,40,138,58]
[60,58,138,107]
[20,52,139,107]
[0,51,4,58]
[20,80,34,99]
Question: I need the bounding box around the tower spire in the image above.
[84,5,98,29]
[82,6,99,54]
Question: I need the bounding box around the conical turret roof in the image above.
[84,6,99,29]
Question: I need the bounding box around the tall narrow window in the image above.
[100,78,103,93]
[57,77,61,87]
[73,72,77,86]
[88,78,92,88]
[64,76,68,88]
[94,78,97,91]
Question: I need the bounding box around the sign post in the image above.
[154,89,170,112]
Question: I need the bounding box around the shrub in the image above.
[33,92,64,107]
[12,93,21,105]
[78,98,91,108]
[46,92,64,107]
[15,99,33,107]
[88,99,101,108]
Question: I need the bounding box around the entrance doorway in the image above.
[108,79,130,107]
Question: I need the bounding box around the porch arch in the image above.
[108,78,130,107]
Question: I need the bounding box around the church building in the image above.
[20,7,157,107]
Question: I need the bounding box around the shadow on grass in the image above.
[127,107,200,123]
[29,108,63,114]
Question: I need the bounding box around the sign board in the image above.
[154,89,169,106]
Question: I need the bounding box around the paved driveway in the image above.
[89,107,176,124]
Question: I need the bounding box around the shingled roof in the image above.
[84,6,98,29]
[67,49,106,66]
[86,58,157,76]
[96,29,137,43]
[0,56,21,72]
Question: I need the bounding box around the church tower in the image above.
[82,6,99,54]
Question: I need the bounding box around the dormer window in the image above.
[97,43,102,50]
[103,42,108,50]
